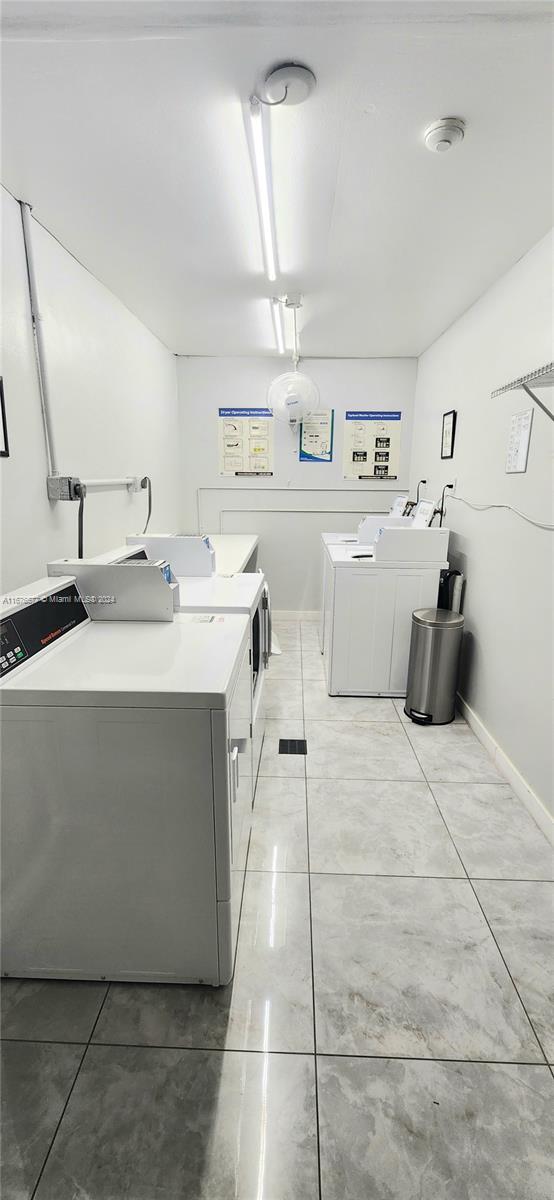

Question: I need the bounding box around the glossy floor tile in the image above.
[224,870,314,1052]
[311,874,542,1060]
[94,872,314,1053]
[1,979,107,1043]
[303,679,398,723]
[268,650,303,679]
[264,676,304,719]
[1,1040,83,1200]
[405,723,504,783]
[318,1056,554,1200]
[249,777,308,871]
[259,719,307,778]
[307,779,464,876]
[432,783,554,879]
[305,720,424,781]
[273,622,302,649]
[475,880,554,1062]
[300,623,320,649]
[299,651,326,680]
[34,1045,319,1200]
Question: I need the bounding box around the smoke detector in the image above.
[424,118,465,153]
[261,62,316,106]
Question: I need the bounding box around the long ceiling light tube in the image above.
[249,98,278,283]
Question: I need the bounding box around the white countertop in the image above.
[0,613,250,709]
[176,571,264,616]
[208,534,259,576]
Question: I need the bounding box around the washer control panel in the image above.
[0,620,28,673]
[0,583,88,679]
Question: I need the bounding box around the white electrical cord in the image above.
[292,305,300,368]
[447,493,554,531]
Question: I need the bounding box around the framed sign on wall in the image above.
[0,379,9,457]
[441,409,457,460]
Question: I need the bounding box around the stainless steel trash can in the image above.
[404,608,464,725]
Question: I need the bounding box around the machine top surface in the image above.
[205,534,259,576]
[176,571,265,616]
[0,610,249,709]
[325,527,450,569]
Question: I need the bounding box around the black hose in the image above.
[141,476,152,534]
[439,483,454,527]
[75,483,86,557]
[416,478,427,503]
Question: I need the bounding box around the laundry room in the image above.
[0,3,553,1198]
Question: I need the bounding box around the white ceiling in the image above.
[2,1,552,357]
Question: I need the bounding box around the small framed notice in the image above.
[506,408,533,474]
[441,409,457,460]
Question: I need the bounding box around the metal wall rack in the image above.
[491,361,554,422]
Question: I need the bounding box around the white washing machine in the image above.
[321,528,450,696]
[49,548,271,785]
[318,502,438,653]
[0,577,252,986]
[175,570,270,788]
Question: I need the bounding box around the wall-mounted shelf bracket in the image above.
[492,362,554,423]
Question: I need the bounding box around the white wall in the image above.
[0,187,180,592]
[177,355,417,610]
[410,230,553,816]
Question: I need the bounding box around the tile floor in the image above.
[2,619,553,1199]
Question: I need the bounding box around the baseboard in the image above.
[457,693,554,845]
[273,610,319,622]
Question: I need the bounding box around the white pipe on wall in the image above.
[80,478,140,492]
[20,201,59,478]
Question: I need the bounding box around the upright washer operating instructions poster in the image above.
[218,408,274,476]
[343,411,402,480]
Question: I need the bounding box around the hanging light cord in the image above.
[250,88,288,108]
[292,305,300,368]
[447,493,554,531]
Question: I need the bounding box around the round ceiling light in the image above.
[424,117,466,153]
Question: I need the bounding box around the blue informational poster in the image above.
[299,409,334,463]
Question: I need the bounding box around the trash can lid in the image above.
[413,607,465,629]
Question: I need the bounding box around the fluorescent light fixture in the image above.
[250,99,277,283]
[270,298,286,355]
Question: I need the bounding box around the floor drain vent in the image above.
[278,738,307,755]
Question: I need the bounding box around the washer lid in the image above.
[0,613,250,709]
[176,570,265,615]
[413,608,464,628]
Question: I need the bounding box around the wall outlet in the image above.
[449,477,457,495]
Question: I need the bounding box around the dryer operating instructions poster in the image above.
[218,408,274,476]
[343,411,402,480]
